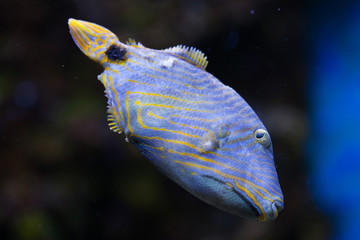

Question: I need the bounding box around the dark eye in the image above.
[253,129,270,147]
[105,44,127,61]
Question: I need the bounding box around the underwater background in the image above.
[1,0,359,239]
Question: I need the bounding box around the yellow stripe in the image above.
[95,36,113,58]
[77,27,91,45]
[147,111,211,132]
[173,160,266,221]
[169,111,241,122]
[136,102,212,113]
[144,112,274,178]
[72,27,87,49]
[111,105,124,133]
[137,108,202,138]
[127,78,234,99]
[142,112,279,195]
[127,59,205,89]
[101,73,107,89]
[168,149,283,200]
[139,143,164,151]
[144,112,275,174]
[126,91,133,134]
[147,111,165,119]
[234,180,266,221]
[109,76,125,125]
[129,91,209,104]
[133,134,202,151]
[128,50,206,77]
[227,134,253,144]
[246,180,282,204]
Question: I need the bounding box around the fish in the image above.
[68,18,284,221]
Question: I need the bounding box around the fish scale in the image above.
[68,18,284,221]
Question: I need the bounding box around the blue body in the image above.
[68,19,284,221]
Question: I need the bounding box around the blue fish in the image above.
[68,18,284,221]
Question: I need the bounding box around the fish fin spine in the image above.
[126,38,144,47]
[164,45,208,69]
[107,106,123,134]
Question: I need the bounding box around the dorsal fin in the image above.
[164,45,208,69]
[107,106,123,134]
[126,38,145,47]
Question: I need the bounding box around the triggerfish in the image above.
[68,19,284,221]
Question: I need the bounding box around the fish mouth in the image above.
[68,18,118,61]
[232,179,284,221]
[202,176,284,221]
[266,199,284,221]
[250,199,284,221]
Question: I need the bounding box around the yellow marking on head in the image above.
[191,172,197,175]
[226,182,233,188]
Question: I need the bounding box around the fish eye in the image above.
[253,129,270,147]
